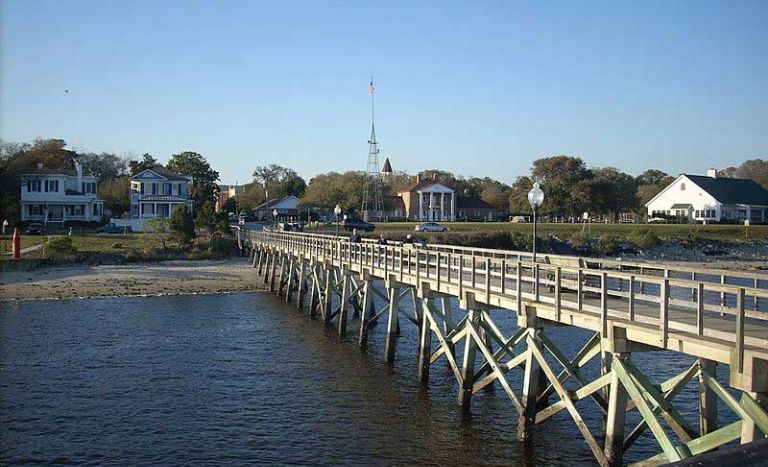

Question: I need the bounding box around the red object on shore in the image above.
[12,227,20,259]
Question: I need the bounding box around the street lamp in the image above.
[272,209,278,223]
[527,182,545,263]
[334,204,342,238]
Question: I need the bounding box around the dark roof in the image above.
[131,166,191,182]
[381,158,393,173]
[456,196,495,209]
[23,167,78,176]
[384,196,405,210]
[686,175,768,205]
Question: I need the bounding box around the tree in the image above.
[302,171,367,214]
[166,151,220,212]
[531,156,593,216]
[169,204,195,244]
[98,176,131,217]
[736,159,768,189]
[252,164,306,199]
[635,169,668,186]
[507,176,534,213]
[78,152,128,179]
[590,167,639,219]
[129,153,158,175]
[195,201,217,232]
[717,166,738,178]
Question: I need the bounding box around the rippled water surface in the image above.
[1,292,736,465]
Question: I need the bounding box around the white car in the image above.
[415,222,449,232]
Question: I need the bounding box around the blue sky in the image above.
[1,0,766,185]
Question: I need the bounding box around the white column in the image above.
[418,191,423,221]
[440,193,445,221]
[451,193,455,221]
[429,192,434,221]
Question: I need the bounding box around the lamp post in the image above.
[334,204,342,238]
[527,182,545,263]
[273,209,278,224]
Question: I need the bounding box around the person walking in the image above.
[349,228,362,243]
[377,234,388,245]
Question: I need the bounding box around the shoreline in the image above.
[0,257,267,302]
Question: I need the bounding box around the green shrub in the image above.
[629,228,659,249]
[44,236,77,258]
[169,205,195,245]
[595,234,620,255]
[568,231,591,249]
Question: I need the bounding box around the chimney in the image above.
[707,168,717,178]
[416,174,421,183]
[37,162,43,170]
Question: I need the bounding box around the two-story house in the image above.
[130,166,194,220]
[20,162,104,225]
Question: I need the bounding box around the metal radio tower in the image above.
[361,77,384,222]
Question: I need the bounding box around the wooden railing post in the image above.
[660,278,669,346]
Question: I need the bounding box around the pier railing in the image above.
[253,230,768,366]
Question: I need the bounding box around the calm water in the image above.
[1,292,738,465]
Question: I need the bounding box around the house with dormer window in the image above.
[20,162,104,225]
[129,166,194,219]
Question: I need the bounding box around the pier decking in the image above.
[248,230,768,466]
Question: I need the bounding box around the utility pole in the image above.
[361,77,385,222]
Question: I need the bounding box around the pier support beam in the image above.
[358,275,374,348]
[458,308,480,409]
[338,270,351,336]
[741,392,768,443]
[699,359,718,436]
[604,353,629,466]
[385,284,402,363]
[418,293,433,385]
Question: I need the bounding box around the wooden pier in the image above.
[248,230,768,466]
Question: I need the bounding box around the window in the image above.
[695,210,700,218]
[680,182,686,191]
[27,180,41,192]
[44,180,59,192]
[28,205,42,215]
[152,183,157,195]
[82,181,96,194]
[140,183,145,194]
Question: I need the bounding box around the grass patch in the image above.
[367,222,768,242]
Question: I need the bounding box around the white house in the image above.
[129,167,194,220]
[646,169,768,223]
[20,162,104,225]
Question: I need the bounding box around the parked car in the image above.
[25,223,45,235]
[415,222,449,232]
[511,216,529,223]
[342,218,375,232]
[648,217,667,224]
[96,223,133,234]
[238,213,257,223]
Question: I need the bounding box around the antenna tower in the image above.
[361,77,385,222]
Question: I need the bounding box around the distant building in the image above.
[129,166,194,219]
[254,195,302,221]
[381,173,498,221]
[20,162,105,225]
[216,184,245,212]
[646,169,768,223]
[380,157,393,182]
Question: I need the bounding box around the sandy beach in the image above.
[0,257,267,301]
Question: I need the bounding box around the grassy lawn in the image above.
[367,222,768,242]
[0,234,46,253]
